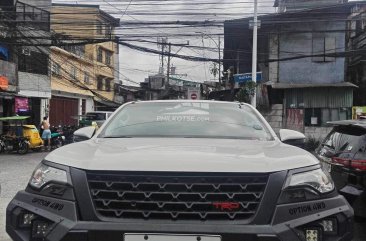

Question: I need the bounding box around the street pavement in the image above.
[0,152,46,241]
[0,152,365,241]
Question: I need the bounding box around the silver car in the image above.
[6,100,353,241]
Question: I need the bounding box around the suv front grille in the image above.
[87,172,268,221]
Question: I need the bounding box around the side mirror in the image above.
[73,126,96,142]
[280,129,306,148]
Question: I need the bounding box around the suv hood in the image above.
[46,138,318,173]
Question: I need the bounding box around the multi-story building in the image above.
[224,0,365,138]
[49,3,120,125]
[0,1,18,131]
[0,0,51,128]
[16,0,51,125]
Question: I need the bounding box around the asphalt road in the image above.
[0,152,365,241]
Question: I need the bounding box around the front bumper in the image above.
[7,191,354,241]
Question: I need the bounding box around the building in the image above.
[346,4,366,107]
[223,0,366,138]
[16,0,51,125]
[274,0,347,12]
[0,1,18,133]
[0,0,51,130]
[49,3,120,125]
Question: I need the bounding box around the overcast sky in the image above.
[50,0,277,85]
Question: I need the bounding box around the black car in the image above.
[316,120,366,218]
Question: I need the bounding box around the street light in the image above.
[195,32,221,86]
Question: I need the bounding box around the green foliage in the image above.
[235,81,256,103]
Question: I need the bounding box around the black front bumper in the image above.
[6,190,354,241]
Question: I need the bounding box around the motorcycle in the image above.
[0,135,29,154]
[62,125,77,144]
[50,126,65,149]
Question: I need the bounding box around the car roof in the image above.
[327,120,366,130]
[130,100,253,107]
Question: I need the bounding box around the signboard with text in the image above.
[15,97,29,113]
[234,72,262,83]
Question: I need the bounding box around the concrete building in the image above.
[274,0,347,12]
[0,0,51,128]
[224,1,365,138]
[16,1,51,125]
[49,3,120,125]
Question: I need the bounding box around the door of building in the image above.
[49,96,79,126]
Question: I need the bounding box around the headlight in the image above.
[279,168,335,204]
[29,163,69,189]
[285,168,334,193]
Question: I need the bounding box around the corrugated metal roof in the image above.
[285,88,353,108]
[265,81,358,89]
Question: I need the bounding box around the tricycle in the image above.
[0,116,43,154]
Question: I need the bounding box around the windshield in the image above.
[85,113,106,121]
[320,126,366,154]
[99,102,273,140]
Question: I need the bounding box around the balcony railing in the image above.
[15,1,50,31]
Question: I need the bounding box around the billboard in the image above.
[15,97,29,113]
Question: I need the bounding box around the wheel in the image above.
[33,147,42,152]
[53,139,63,149]
[17,141,29,155]
[0,140,4,153]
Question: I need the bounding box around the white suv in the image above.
[6,101,353,241]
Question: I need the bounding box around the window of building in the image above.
[312,34,336,62]
[70,66,77,80]
[84,72,90,84]
[105,51,112,66]
[63,45,85,58]
[105,25,112,37]
[97,48,103,62]
[96,21,103,35]
[305,108,351,127]
[51,62,61,76]
[105,79,111,92]
[97,76,103,90]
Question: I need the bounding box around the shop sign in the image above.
[0,76,8,90]
[15,97,29,113]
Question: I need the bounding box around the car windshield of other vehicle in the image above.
[321,126,366,154]
[85,113,106,121]
[99,102,273,140]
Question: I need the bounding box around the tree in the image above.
[209,62,219,79]
[235,81,256,103]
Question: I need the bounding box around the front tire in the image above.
[0,140,5,153]
[53,138,63,149]
[17,141,29,155]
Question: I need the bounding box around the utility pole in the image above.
[158,37,167,74]
[166,42,172,87]
[218,35,221,87]
[251,0,258,108]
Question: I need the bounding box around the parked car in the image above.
[315,120,366,218]
[79,111,113,127]
[7,101,353,241]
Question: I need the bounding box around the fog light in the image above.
[19,212,36,228]
[31,220,52,239]
[305,228,321,241]
[321,220,333,232]
[320,218,337,234]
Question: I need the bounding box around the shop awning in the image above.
[264,81,358,89]
[94,97,120,108]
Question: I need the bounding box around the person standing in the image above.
[41,116,51,151]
